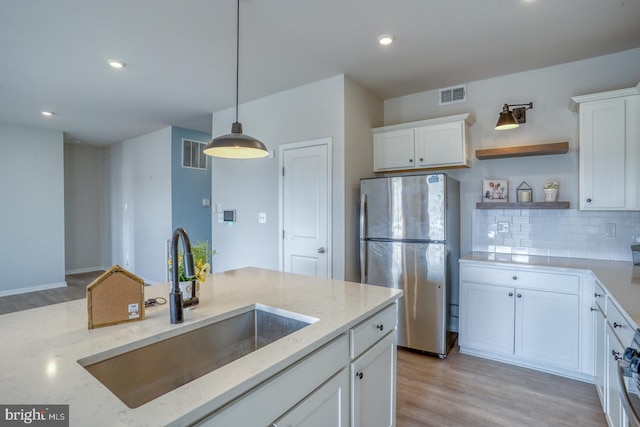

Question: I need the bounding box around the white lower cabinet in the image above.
[606,322,628,427]
[273,369,350,427]
[515,288,580,369]
[459,262,590,378]
[194,303,398,427]
[594,301,606,407]
[597,286,635,427]
[351,331,396,427]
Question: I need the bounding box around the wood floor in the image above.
[0,270,103,315]
[0,275,606,426]
[397,347,607,427]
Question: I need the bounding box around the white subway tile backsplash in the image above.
[472,209,640,262]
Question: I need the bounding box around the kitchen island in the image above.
[0,267,402,426]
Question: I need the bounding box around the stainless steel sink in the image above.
[78,304,316,408]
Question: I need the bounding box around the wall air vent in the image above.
[182,139,208,170]
[439,84,467,105]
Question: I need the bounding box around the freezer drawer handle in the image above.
[614,322,624,329]
[376,324,384,331]
[595,292,603,298]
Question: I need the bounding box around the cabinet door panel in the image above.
[373,129,415,171]
[580,99,626,209]
[459,282,514,355]
[595,307,606,407]
[415,122,465,168]
[351,332,396,427]
[606,323,627,427]
[273,369,349,427]
[515,289,580,369]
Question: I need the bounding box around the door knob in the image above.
[317,247,326,254]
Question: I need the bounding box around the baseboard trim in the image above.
[0,281,68,297]
[65,266,104,275]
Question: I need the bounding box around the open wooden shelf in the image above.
[476,201,570,209]
[475,142,569,160]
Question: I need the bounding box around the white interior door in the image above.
[281,139,331,278]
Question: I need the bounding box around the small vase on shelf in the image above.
[543,181,559,202]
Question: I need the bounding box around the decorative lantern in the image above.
[517,181,533,203]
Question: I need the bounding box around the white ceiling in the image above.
[1,0,639,146]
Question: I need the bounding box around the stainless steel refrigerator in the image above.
[360,174,459,358]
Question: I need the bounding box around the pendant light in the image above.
[203,0,269,159]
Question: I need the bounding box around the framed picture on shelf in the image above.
[482,179,508,202]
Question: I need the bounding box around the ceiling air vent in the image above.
[439,84,467,105]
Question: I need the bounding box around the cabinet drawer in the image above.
[594,279,607,314]
[461,265,579,294]
[608,298,634,345]
[350,303,397,359]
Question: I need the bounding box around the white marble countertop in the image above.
[461,252,640,327]
[0,267,402,426]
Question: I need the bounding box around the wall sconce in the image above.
[495,102,533,130]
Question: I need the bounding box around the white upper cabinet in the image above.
[570,84,640,210]
[372,114,471,172]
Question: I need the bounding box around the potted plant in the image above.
[544,180,560,202]
[168,241,216,305]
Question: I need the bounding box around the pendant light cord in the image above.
[235,0,240,124]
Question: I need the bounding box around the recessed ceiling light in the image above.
[108,59,126,69]
[41,111,54,117]
[377,35,395,46]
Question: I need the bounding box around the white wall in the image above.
[109,127,172,284]
[211,76,346,277]
[64,144,104,274]
[383,48,640,257]
[0,123,66,294]
[344,77,384,282]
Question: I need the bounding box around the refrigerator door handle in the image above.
[360,194,367,284]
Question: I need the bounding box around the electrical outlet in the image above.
[605,223,616,237]
[497,221,510,233]
[258,212,267,223]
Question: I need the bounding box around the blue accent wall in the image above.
[171,126,212,247]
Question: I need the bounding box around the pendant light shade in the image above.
[203,122,268,159]
[204,0,268,159]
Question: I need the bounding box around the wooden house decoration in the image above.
[87,265,145,329]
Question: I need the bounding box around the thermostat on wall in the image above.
[223,210,236,222]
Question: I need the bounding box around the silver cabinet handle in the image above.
[317,247,326,254]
